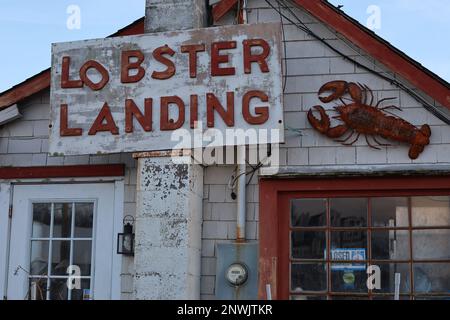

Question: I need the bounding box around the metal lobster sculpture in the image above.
[307,81,431,160]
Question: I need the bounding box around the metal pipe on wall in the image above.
[236,0,248,242]
[236,145,246,241]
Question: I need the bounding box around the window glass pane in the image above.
[413,263,450,294]
[415,296,450,300]
[412,229,450,260]
[32,203,51,238]
[412,196,450,227]
[330,264,367,293]
[371,263,410,294]
[291,263,327,292]
[71,279,91,300]
[371,197,409,227]
[330,295,369,300]
[291,231,326,259]
[372,295,411,300]
[29,278,47,300]
[49,278,68,300]
[371,230,410,260]
[73,241,92,276]
[30,240,49,276]
[331,231,367,253]
[291,199,326,227]
[74,203,94,238]
[330,198,367,227]
[291,295,326,300]
[53,203,73,238]
[51,240,70,276]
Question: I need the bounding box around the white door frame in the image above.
[0,180,124,300]
[0,182,12,300]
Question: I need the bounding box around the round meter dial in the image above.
[226,263,248,286]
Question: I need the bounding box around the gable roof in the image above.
[0,1,449,111]
[295,0,450,108]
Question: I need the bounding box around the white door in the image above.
[7,183,116,300]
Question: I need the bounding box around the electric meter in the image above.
[225,263,248,286]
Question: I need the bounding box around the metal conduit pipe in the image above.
[236,145,247,241]
[236,1,248,242]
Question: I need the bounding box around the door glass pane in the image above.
[371,230,410,260]
[29,278,47,300]
[331,263,367,293]
[51,240,70,276]
[71,279,91,300]
[413,263,450,294]
[30,240,49,276]
[330,198,367,227]
[291,231,326,259]
[371,197,409,227]
[412,196,450,227]
[74,203,94,238]
[53,203,73,238]
[291,263,327,292]
[291,199,326,227]
[49,278,68,300]
[412,229,450,260]
[73,241,92,276]
[32,203,51,238]
[22,190,102,301]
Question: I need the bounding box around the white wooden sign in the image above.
[49,23,284,155]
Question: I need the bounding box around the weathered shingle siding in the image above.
[0,90,137,299]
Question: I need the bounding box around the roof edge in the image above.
[0,17,145,110]
[294,0,450,108]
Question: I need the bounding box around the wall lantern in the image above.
[117,215,135,256]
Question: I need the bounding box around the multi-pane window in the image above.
[29,202,94,300]
[290,196,450,300]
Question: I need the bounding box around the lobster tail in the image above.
[420,124,431,138]
[408,124,431,159]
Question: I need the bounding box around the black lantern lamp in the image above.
[117,215,135,256]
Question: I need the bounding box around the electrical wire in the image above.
[265,0,450,125]
[277,1,288,93]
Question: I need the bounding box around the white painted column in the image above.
[133,0,207,300]
[134,154,203,299]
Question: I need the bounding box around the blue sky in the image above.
[0,0,448,92]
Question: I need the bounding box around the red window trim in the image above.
[258,175,450,300]
[0,164,125,179]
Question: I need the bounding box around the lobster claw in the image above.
[307,105,330,134]
[318,80,348,103]
[318,80,363,104]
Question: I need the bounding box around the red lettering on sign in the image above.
[160,96,185,130]
[206,92,234,127]
[181,44,206,78]
[88,103,119,135]
[79,60,110,91]
[60,104,82,136]
[243,39,270,74]
[152,45,176,80]
[125,98,152,133]
[61,57,83,88]
[211,41,237,76]
[242,90,269,125]
[190,94,198,129]
[121,50,146,83]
